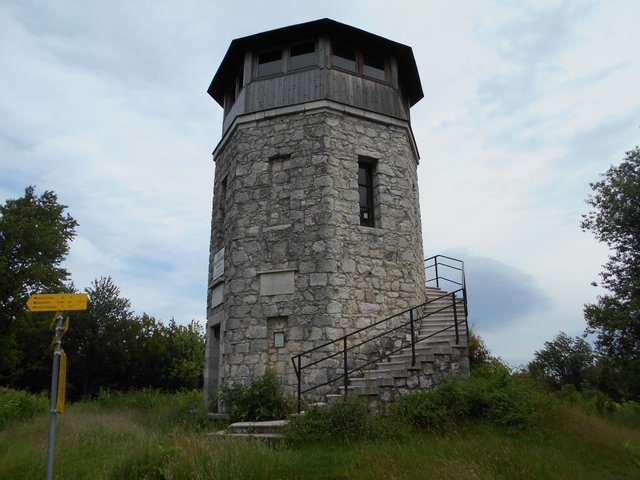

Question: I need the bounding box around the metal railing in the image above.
[291,255,468,412]
[425,254,468,317]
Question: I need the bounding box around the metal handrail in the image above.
[292,289,459,372]
[425,255,468,317]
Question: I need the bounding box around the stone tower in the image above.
[204,19,427,405]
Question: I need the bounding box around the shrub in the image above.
[613,400,640,428]
[218,369,290,422]
[468,330,495,369]
[94,388,167,411]
[0,387,48,429]
[396,362,541,430]
[286,396,407,443]
[558,383,619,415]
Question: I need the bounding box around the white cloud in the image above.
[1,0,638,362]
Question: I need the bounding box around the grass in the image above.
[1,387,639,479]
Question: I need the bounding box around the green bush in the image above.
[0,387,48,429]
[396,362,541,430]
[219,369,290,422]
[286,396,407,443]
[613,400,640,428]
[558,383,619,416]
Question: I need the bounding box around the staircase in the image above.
[330,286,468,404]
[292,255,470,411]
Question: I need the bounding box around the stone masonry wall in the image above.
[206,106,426,400]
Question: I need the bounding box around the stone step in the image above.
[419,324,466,332]
[349,376,390,388]
[419,324,466,331]
[415,311,464,323]
[373,359,410,372]
[421,309,464,315]
[362,368,405,385]
[212,431,284,439]
[326,393,343,404]
[338,384,379,395]
[419,331,467,342]
[233,420,288,435]
[221,419,288,436]
[390,353,435,366]
[423,307,463,315]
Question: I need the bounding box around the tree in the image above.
[528,332,595,391]
[0,186,78,378]
[65,276,136,398]
[468,330,495,369]
[582,146,640,400]
[65,276,205,398]
[166,319,205,390]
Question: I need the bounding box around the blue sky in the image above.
[1,0,638,365]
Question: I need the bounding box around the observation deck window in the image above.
[257,49,283,77]
[289,42,316,70]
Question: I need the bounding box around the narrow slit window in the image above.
[289,42,316,70]
[358,161,375,227]
[217,176,228,233]
[257,49,283,77]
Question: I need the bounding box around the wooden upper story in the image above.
[209,19,424,134]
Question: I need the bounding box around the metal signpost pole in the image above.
[46,312,64,480]
[26,292,87,480]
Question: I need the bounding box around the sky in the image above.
[1,0,638,366]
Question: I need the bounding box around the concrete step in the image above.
[326,393,343,404]
[212,431,284,439]
[420,307,466,314]
[374,359,410,372]
[349,376,389,388]
[230,420,289,435]
[419,324,465,333]
[419,331,467,342]
[214,419,288,439]
[363,366,407,378]
[338,384,379,395]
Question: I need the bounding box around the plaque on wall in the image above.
[213,248,225,280]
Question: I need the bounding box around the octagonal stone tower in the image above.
[204,19,427,405]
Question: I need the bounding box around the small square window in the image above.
[273,331,285,348]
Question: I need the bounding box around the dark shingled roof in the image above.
[208,18,424,108]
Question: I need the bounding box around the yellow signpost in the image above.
[27,294,88,480]
[56,350,67,413]
[26,293,88,312]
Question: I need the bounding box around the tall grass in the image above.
[1,383,639,479]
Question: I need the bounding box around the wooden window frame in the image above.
[254,40,318,79]
[358,158,377,227]
[331,41,389,83]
